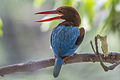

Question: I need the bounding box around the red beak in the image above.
[35,10,62,22]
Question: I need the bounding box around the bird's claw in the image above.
[72,52,77,56]
[63,52,77,64]
[63,56,70,64]
[54,55,56,60]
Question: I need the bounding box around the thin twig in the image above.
[108,60,120,70]
[95,36,99,54]
[95,36,108,71]
[90,40,96,53]
[90,35,120,72]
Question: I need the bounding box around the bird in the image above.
[35,6,85,78]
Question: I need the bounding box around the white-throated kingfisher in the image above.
[35,6,85,78]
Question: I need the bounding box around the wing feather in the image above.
[51,26,81,57]
[75,27,85,46]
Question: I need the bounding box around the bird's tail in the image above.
[53,57,64,78]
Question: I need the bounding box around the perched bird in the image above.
[35,6,85,78]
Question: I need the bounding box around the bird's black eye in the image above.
[58,10,62,13]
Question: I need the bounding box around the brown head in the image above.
[35,6,81,26]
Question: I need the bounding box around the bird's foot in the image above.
[72,52,77,56]
[54,55,56,60]
[63,52,77,64]
[63,56,70,64]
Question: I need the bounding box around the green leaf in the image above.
[0,18,3,37]
[98,16,111,34]
[104,0,119,9]
[113,0,119,6]
[82,0,95,25]
[110,11,120,32]
[101,0,120,33]
[62,0,74,6]
[104,0,112,9]
[33,0,45,8]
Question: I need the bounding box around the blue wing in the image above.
[51,25,80,57]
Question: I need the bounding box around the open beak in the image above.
[35,10,63,22]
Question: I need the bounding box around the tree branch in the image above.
[0,52,120,77]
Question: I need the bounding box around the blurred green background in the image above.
[0,0,120,80]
